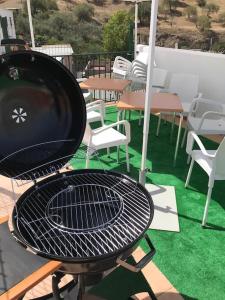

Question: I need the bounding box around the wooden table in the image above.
[117,91,183,165]
[80,78,131,93]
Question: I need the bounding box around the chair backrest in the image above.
[169,73,199,103]
[214,137,225,177]
[112,56,132,74]
[129,60,147,83]
[136,51,157,67]
[86,100,105,121]
[153,68,168,88]
[189,98,223,120]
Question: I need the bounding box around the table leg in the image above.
[173,113,183,166]
[170,112,176,142]
[117,109,122,131]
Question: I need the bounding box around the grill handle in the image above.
[117,234,155,273]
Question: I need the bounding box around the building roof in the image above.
[34,44,74,57]
[0,0,23,10]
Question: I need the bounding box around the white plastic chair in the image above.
[128,60,147,84]
[82,121,131,172]
[181,98,225,148]
[156,72,201,137]
[185,131,225,226]
[169,73,200,114]
[112,56,132,79]
[120,67,168,125]
[77,77,93,104]
[86,100,105,126]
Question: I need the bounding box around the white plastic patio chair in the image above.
[86,100,105,126]
[156,72,201,138]
[77,77,93,103]
[82,121,131,172]
[128,60,147,83]
[181,98,225,148]
[185,131,225,226]
[112,56,132,79]
[120,67,168,125]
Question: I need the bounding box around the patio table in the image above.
[79,78,131,101]
[79,78,131,92]
[117,91,183,165]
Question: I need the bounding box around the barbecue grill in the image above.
[0,50,156,300]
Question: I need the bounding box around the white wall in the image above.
[137,45,225,104]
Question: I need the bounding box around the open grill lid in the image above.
[0,51,86,180]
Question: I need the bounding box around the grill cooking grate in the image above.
[13,171,153,261]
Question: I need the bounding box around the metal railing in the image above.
[72,51,134,79]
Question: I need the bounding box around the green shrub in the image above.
[103,11,133,52]
[196,15,211,33]
[196,0,207,8]
[73,4,94,22]
[218,12,225,26]
[205,3,220,16]
[183,5,198,21]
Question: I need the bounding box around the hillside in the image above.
[1,0,225,31]
[1,0,225,51]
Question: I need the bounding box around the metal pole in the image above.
[26,0,35,49]
[134,1,138,58]
[139,0,159,185]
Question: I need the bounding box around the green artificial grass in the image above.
[71,106,225,300]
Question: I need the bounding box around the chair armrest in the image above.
[186,131,216,158]
[196,92,203,99]
[77,78,87,83]
[86,100,105,117]
[86,104,101,112]
[93,121,131,141]
[86,100,104,108]
[198,111,225,131]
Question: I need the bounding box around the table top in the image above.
[117,91,183,113]
[80,78,131,92]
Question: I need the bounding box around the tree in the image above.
[159,0,178,23]
[196,0,207,8]
[138,1,151,26]
[205,3,220,17]
[159,0,170,20]
[15,5,102,53]
[196,15,211,33]
[184,5,198,22]
[73,4,94,22]
[103,11,133,52]
[23,0,58,15]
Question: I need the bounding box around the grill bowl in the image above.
[12,169,154,272]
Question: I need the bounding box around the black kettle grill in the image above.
[0,51,156,300]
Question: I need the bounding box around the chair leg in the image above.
[187,154,191,164]
[138,110,142,126]
[156,113,162,136]
[185,157,194,188]
[202,180,214,227]
[128,110,131,121]
[86,151,90,169]
[181,127,188,148]
[125,144,130,173]
[117,146,120,163]
[107,147,110,157]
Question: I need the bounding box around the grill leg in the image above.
[52,272,64,300]
[77,275,85,300]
